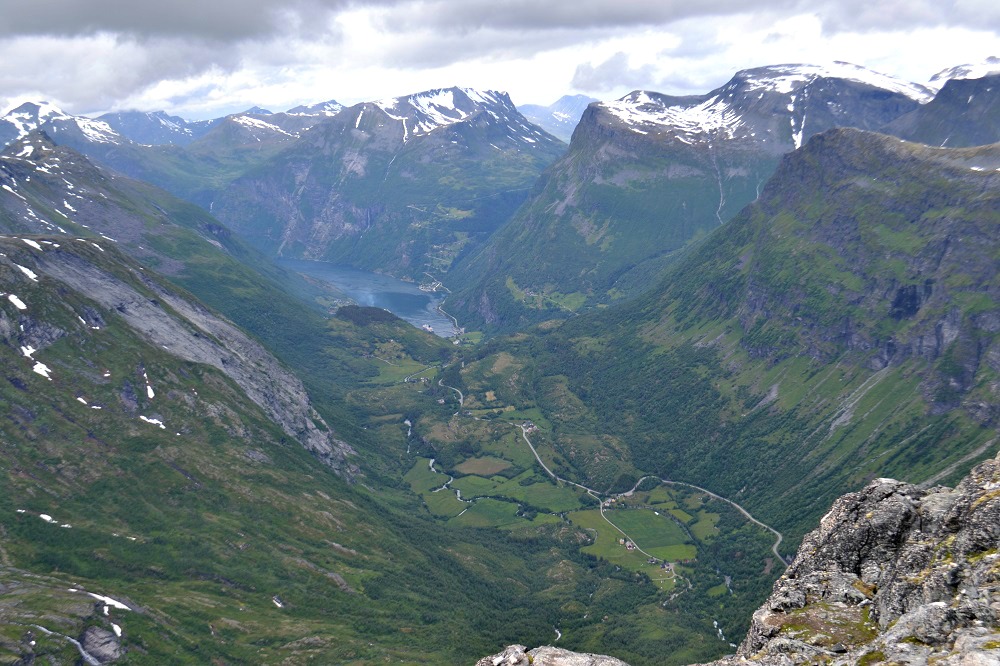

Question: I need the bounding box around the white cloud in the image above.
[0,1,996,119]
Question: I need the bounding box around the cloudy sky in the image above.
[0,0,997,119]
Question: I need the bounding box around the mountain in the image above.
[0,131,358,473]
[0,130,307,289]
[928,55,1000,89]
[480,451,1000,665]
[441,128,1000,542]
[1,103,333,209]
[99,104,346,147]
[0,131,372,453]
[287,98,345,116]
[97,110,220,145]
[446,62,930,332]
[0,232,354,473]
[518,94,599,141]
[0,101,121,149]
[210,86,566,279]
[884,73,1000,147]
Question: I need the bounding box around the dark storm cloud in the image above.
[384,0,795,32]
[380,0,998,38]
[2,0,995,44]
[0,0,390,40]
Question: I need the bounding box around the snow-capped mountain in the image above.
[97,110,220,146]
[369,87,556,146]
[601,62,930,150]
[220,113,303,142]
[446,62,935,329]
[209,86,565,278]
[928,56,1000,90]
[100,102,350,147]
[1,101,121,149]
[287,99,344,116]
[209,107,346,144]
[518,94,598,141]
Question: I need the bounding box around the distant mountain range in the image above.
[518,94,598,141]
[3,59,999,326]
[209,87,565,278]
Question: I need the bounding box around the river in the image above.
[277,259,458,337]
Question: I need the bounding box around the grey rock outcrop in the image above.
[79,626,123,663]
[476,644,630,666]
[703,451,1000,665]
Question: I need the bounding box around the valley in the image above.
[1,56,1000,665]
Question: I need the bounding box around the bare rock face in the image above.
[34,246,357,477]
[476,644,631,666]
[704,452,1000,665]
[79,626,123,663]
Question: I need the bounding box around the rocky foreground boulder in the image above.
[480,452,1000,665]
[475,644,629,666]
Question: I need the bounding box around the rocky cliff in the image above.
[479,451,1000,665]
[705,451,1000,665]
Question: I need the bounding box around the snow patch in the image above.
[8,294,27,309]
[232,115,297,138]
[14,263,38,281]
[2,184,26,201]
[139,415,166,429]
[33,361,53,379]
[738,62,931,101]
[20,238,43,251]
[86,592,130,611]
[604,91,746,142]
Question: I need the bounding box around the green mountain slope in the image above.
[446,64,926,333]
[442,129,1000,545]
[1,135,741,665]
[0,235,707,664]
[0,130,383,428]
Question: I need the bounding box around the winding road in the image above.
[519,426,790,568]
[630,477,789,567]
[438,378,464,415]
[421,365,790,569]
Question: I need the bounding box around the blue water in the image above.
[278,259,457,337]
